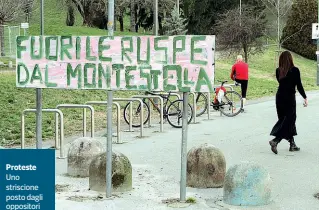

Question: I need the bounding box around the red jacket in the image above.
[230,61,249,80]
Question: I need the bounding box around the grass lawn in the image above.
[26,0,143,36]
[216,46,319,99]
[0,0,318,146]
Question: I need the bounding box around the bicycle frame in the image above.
[145,92,177,118]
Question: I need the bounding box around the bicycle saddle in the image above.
[217,80,228,83]
[217,80,228,85]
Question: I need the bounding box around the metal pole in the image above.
[35,90,42,149]
[115,103,121,143]
[41,0,44,35]
[8,28,12,55]
[148,99,151,128]
[21,113,25,149]
[83,109,87,137]
[106,91,113,197]
[129,102,133,131]
[35,0,44,149]
[277,0,280,55]
[239,0,242,27]
[207,92,211,120]
[106,0,114,198]
[55,113,59,149]
[155,0,159,36]
[177,0,179,13]
[189,93,196,123]
[180,92,188,202]
[317,0,319,85]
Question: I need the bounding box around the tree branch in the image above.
[280,22,311,45]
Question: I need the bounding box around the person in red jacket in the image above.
[230,55,249,111]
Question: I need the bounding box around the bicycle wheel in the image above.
[166,99,193,128]
[195,93,208,117]
[123,100,150,127]
[219,91,243,117]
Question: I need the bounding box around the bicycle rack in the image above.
[113,98,144,138]
[189,92,197,123]
[207,92,211,119]
[85,101,121,144]
[132,95,164,132]
[57,104,95,138]
[21,109,65,159]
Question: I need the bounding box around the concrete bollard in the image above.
[67,137,105,177]
[223,161,271,206]
[89,151,132,192]
[187,143,226,188]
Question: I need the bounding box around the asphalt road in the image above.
[51,91,319,210]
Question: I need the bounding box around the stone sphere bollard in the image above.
[89,151,132,192]
[223,161,271,206]
[67,137,105,177]
[187,144,226,188]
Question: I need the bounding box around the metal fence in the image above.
[0,25,21,58]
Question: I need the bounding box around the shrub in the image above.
[281,0,317,60]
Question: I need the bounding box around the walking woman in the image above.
[269,51,308,154]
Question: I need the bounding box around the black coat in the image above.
[270,67,307,139]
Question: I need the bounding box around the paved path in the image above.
[53,91,319,210]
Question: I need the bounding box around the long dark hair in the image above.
[278,51,294,80]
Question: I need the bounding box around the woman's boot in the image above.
[269,138,281,154]
[289,138,300,152]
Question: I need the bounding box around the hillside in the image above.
[27,0,140,36]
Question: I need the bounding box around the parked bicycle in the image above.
[195,80,243,117]
[123,91,194,128]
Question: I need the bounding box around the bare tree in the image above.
[0,0,24,25]
[115,0,129,31]
[261,0,293,51]
[0,0,25,56]
[66,0,75,26]
[129,0,175,33]
[214,5,267,63]
[22,0,35,23]
[63,0,107,28]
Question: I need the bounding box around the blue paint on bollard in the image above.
[223,162,271,206]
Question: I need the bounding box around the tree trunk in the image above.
[158,17,163,35]
[130,0,136,32]
[81,3,93,27]
[66,5,75,26]
[114,14,117,31]
[119,15,124,32]
[82,14,93,27]
[0,23,5,56]
[135,6,138,32]
[243,42,248,63]
[26,13,29,23]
